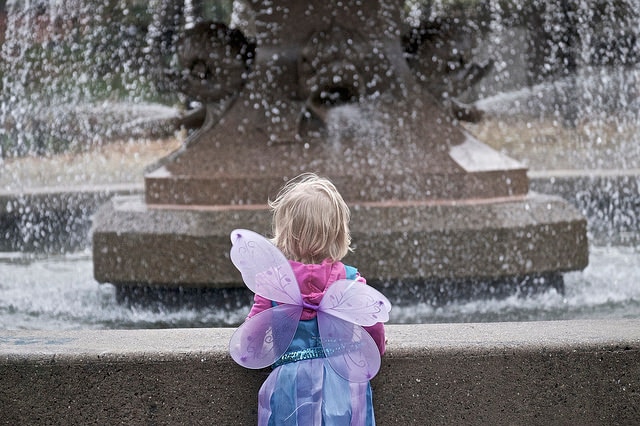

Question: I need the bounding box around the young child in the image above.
[243,173,386,425]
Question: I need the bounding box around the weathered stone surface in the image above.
[2,320,638,424]
[350,193,588,281]
[143,0,528,207]
[92,192,587,288]
[92,196,271,287]
[145,131,529,206]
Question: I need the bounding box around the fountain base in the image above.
[3,321,639,424]
[92,193,587,291]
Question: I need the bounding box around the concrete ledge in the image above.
[91,193,588,288]
[2,171,636,254]
[2,320,639,425]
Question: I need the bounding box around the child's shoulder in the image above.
[343,264,358,280]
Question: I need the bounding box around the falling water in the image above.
[0,0,178,157]
[463,0,640,170]
[1,1,640,329]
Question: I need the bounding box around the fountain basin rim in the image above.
[2,319,639,425]
[528,168,640,179]
[3,168,637,199]
[2,319,638,361]
[0,183,144,198]
[142,194,532,212]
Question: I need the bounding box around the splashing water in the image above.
[1,2,639,330]
[0,246,638,330]
[0,1,178,156]
[0,250,248,330]
[391,246,640,324]
[460,0,640,172]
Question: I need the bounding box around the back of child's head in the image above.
[269,173,351,264]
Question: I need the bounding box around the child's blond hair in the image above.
[269,173,352,264]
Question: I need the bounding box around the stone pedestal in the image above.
[92,0,588,294]
[93,192,587,294]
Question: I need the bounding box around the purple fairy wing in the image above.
[229,229,305,369]
[229,229,302,305]
[319,279,391,326]
[229,303,304,369]
[317,312,381,382]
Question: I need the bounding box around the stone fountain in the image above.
[92,0,588,299]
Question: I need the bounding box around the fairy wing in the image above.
[229,229,302,305]
[316,280,391,382]
[229,229,304,368]
[229,303,303,369]
[317,312,382,382]
[229,229,392,377]
[319,279,391,326]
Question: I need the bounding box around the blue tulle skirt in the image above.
[258,357,375,425]
[257,316,376,425]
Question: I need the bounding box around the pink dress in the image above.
[247,259,385,425]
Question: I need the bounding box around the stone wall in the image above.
[2,320,638,424]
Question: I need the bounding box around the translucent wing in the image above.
[229,303,304,369]
[319,279,391,326]
[317,312,381,382]
[230,229,302,305]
